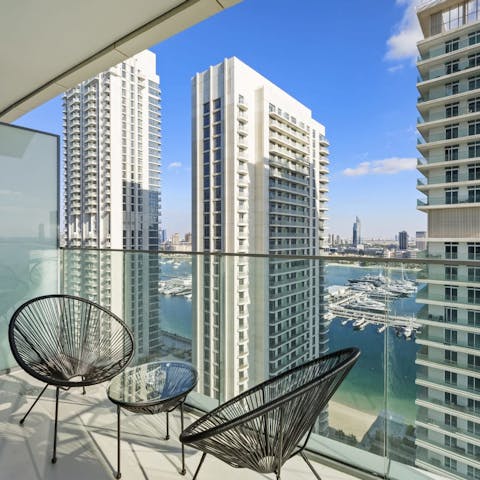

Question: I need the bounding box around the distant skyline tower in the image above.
[352,216,361,247]
[398,230,408,250]
[416,1,480,478]
[62,50,162,358]
[192,58,329,417]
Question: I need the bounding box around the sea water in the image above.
[327,264,421,424]
[158,259,421,424]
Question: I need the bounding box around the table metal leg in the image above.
[180,402,186,475]
[116,405,121,479]
[165,411,170,440]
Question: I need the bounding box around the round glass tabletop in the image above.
[107,361,197,408]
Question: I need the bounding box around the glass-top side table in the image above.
[107,361,198,479]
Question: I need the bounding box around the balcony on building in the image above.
[2,2,480,480]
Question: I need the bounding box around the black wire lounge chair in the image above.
[9,294,135,463]
[180,347,360,480]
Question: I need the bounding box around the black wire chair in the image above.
[9,294,135,463]
[180,347,360,480]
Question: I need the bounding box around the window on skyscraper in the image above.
[445,371,458,385]
[445,286,458,301]
[470,53,480,68]
[469,75,480,90]
[445,37,460,52]
[467,287,480,304]
[445,60,459,74]
[445,188,459,204]
[468,332,480,348]
[446,80,459,95]
[445,145,459,160]
[468,242,480,259]
[445,124,459,139]
[468,186,480,202]
[468,376,480,392]
[446,102,459,117]
[445,328,458,344]
[445,167,459,182]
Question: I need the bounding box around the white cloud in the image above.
[385,0,423,63]
[342,157,417,176]
[168,162,182,169]
[343,162,371,177]
[388,64,404,73]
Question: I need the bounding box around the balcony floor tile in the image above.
[0,370,359,480]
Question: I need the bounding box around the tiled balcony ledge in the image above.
[0,370,359,480]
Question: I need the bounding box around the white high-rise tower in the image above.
[191,58,329,426]
[63,50,161,250]
[63,50,162,358]
[416,1,480,478]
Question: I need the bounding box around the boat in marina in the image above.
[348,282,376,293]
[348,270,417,298]
[159,275,192,297]
[401,325,413,338]
[345,296,387,313]
[377,324,387,334]
[353,317,367,330]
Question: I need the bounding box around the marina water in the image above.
[159,259,421,425]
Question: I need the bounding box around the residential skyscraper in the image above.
[352,216,361,247]
[62,50,162,358]
[63,50,161,250]
[416,2,480,478]
[399,230,409,251]
[192,58,329,416]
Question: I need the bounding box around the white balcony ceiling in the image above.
[0,0,240,122]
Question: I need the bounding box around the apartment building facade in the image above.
[416,1,480,478]
[191,58,329,423]
[62,50,162,358]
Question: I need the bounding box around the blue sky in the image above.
[15,0,426,240]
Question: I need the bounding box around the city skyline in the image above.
[14,0,426,241]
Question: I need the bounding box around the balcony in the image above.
[4,123,480,480]
[2,371,361,480]
[423,126,480,145]
[418,58,480,84]
[2,250,470,479]
[417,82,480,110]
[416,171,480,188]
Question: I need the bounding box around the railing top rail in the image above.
[60,247,480,267]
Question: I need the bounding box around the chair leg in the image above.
[180,402,186,475]
[300,451,322,480]
[20,383,49,424]
[52,386,60,464]
[116,405,121,479]
[192,452,207,480]
[165,411,170,440]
